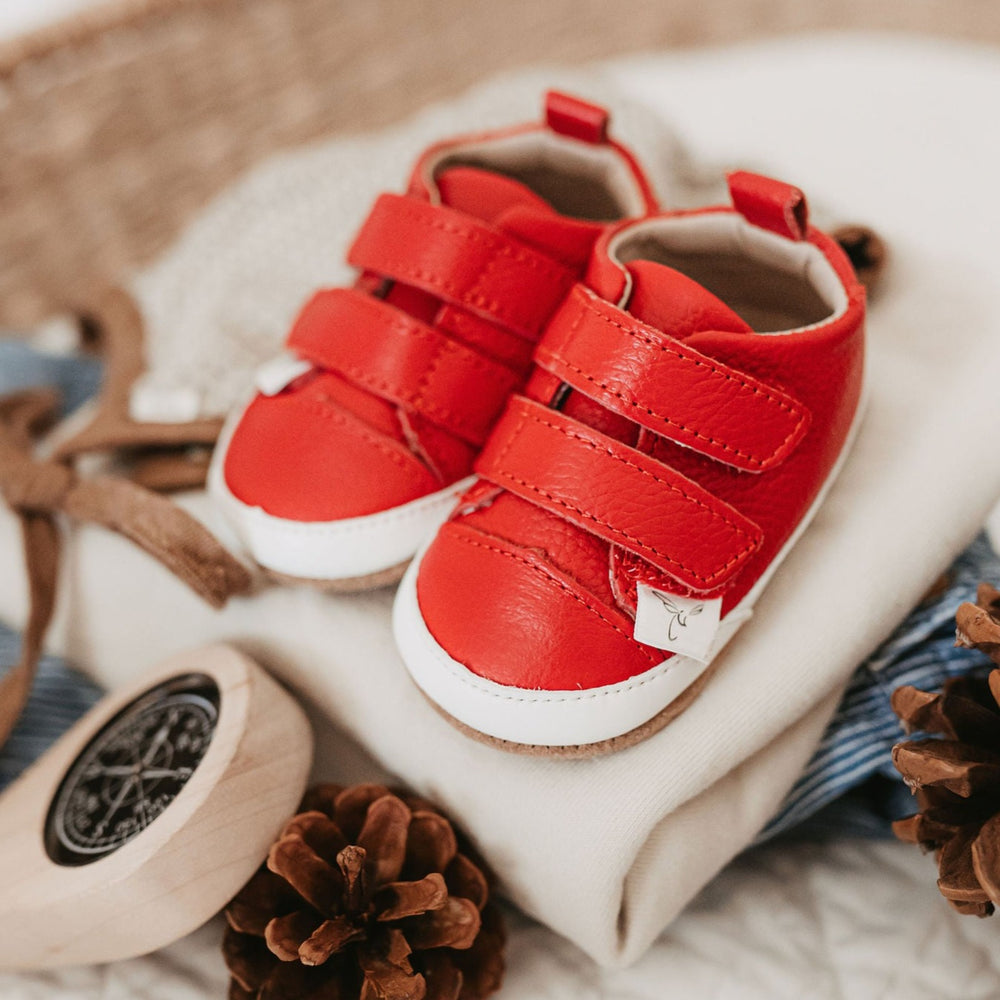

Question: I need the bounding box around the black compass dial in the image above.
[44,674,220,866]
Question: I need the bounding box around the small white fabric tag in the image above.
[633,585,724,662]
[255,353,313,396]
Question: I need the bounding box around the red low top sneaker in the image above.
[210,92,659,589]
[394,171,866,755]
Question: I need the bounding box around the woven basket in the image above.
[1,0,994,328]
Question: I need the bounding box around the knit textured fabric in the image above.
[128,70,686,424]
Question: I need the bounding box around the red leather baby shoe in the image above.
[394,171,866,754]
[210,92,659,588]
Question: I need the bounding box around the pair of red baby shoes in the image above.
[210,92,865,756]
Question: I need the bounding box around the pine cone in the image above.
[832,224,888,293]
[891,583,1000,917]
[223,784,505,1000]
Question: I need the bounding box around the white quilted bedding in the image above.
[6,30,1000,1000]
[6,838,1000,999]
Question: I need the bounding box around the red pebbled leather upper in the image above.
[287,288,522,447]
[222,95,659,523]
[416,174,866,691]
[534,285,811,472]
[475,397,764,590]
[347,194,577,340]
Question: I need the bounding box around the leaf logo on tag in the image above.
[633,585,724,662]
[651,593,704,642]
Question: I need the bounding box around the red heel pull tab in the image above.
[545,90,610,144]
[728,170,808,241]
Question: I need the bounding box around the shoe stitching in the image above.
[451,532,660,666]
[537,287,809,469]
[372,196,573,281]
[351,197,572,334]
[297,398,425,477]
[482,403,760,587]
[292,293,516,443]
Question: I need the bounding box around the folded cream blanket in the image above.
[4,36,1000,968]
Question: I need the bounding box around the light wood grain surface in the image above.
[0,644,312,970]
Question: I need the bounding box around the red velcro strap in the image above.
[288,288,521,446]
[475,396,763,591]
[347,194,576,340]
[534,285,810,472]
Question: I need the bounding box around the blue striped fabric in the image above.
[0,340,101,414]
[0,340,105,791]
[760,531,1000,841]
[0,626,103,791]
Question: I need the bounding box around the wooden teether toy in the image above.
[0,643,312,969]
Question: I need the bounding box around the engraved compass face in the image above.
[44,674,220,866]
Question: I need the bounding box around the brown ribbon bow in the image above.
[0,387,251,750]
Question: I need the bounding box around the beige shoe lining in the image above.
[422,131,650,222]
[609,213,849,333]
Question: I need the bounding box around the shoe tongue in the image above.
[623,260,753,339]
[436,165,556,224]
[435,165,601,270]
[551,258,753,444]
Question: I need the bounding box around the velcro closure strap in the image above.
[347,194,575,340]
[535,285,810,472]
[475,396,763,591]
[288,288,521,446]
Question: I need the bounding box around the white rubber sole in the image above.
[393,393,867,750]
[208,401,474,584]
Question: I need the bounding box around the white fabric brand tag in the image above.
[633,585,724,661]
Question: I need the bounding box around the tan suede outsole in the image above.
[420,655,722,759]
[266,559,409,593]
